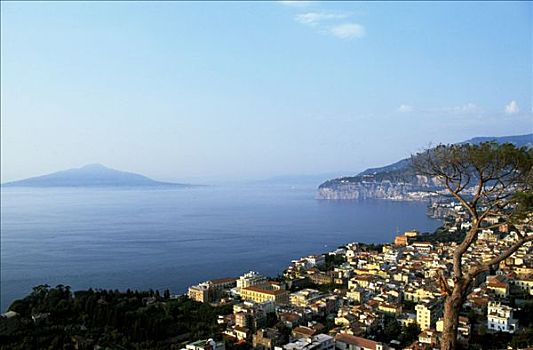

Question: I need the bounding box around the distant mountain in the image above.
[461,133,533,147]
[318,133,533,200]
[2,164,189,188]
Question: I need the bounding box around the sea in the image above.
[0,184,441,311]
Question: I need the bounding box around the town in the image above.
[185,201,532,350]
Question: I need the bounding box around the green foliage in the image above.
[509,327,533,349]
[510,191,533,223]
[374,315,401,343]
[399,323,420,347]
[322,254,346,271]
[470,331,513,349]
[305,282,342,294]
[1,285,230,349]
[413,226,467,244]
[412,142,532,217]
[514,300,533,327]
[401,300,417,312]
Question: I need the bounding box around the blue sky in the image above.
[1,1,531,183]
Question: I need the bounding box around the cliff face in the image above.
[318,181,411,200]
[318,176,438,200]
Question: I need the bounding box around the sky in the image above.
[1,1,532,183]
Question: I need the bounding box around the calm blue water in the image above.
[0,184,440,311]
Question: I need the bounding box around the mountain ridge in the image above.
[318,133,533,200]
[2,164,190,188]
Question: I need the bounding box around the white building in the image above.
[305,255,326,267]
[276,334,334,350]
[237,271,268,291]
[487,302,519,333]
[184,339,225,350]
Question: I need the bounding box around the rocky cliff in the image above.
[318,175,439,200]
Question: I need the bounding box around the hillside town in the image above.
[185,201,532,350]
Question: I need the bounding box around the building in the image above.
[397,313,416,327]
[234,326,250,341]
[487,302,519,333]
[394,235,408,247]
[514,274,533,295]
[188,277,237,303]
[184,339,225,350]
[290,289,323,307]
[253,328,284,350]
[238,271,268,291]
[235,310,265,332]
[415,299,443,331]
[304,255,326,268]
[233,301,272,331]
[418,330,437,346]
[1,311,19,319]
[404,230,418,238]
[404,288,438,303]
[378,302,402,316]
[292,326,317,339]
[211,277,238,290]
[410,242,433,254]
[241,286,289,305]
[308,271,334,285]
[335,333,395,350]
[277,334,334,350]
[346,288,364,303]
[486,275,509,298]
[188,282,211,303]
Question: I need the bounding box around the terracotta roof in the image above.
[487,276,508,289]
[279,312,300,322]
[211,277,237,284]
[335,334,380,350]
[468,296,488,307]
[459,316,469,324]
[292,326,316,337]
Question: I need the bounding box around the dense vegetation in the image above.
[0,285,231,349]
[412,226,467,244]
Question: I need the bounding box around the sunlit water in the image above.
[1,184,440,311]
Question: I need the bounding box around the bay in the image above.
[0,184,440,311]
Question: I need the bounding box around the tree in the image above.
[400,323,421,347]
[163,289,171,300]
[412,142,532,350]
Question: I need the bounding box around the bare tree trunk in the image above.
[441,285,465,350]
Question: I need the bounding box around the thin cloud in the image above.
[396,102,484,115]
[289,5,364,40]
[447,102,482,114]
[278,1,313,7]
[295,12,349,26]
[328,23,366,39]
[504,100,520,115]
[397,104,414,113]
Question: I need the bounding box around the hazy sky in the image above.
[1,1,532,183]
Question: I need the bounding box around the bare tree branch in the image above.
[464,233,533,287]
